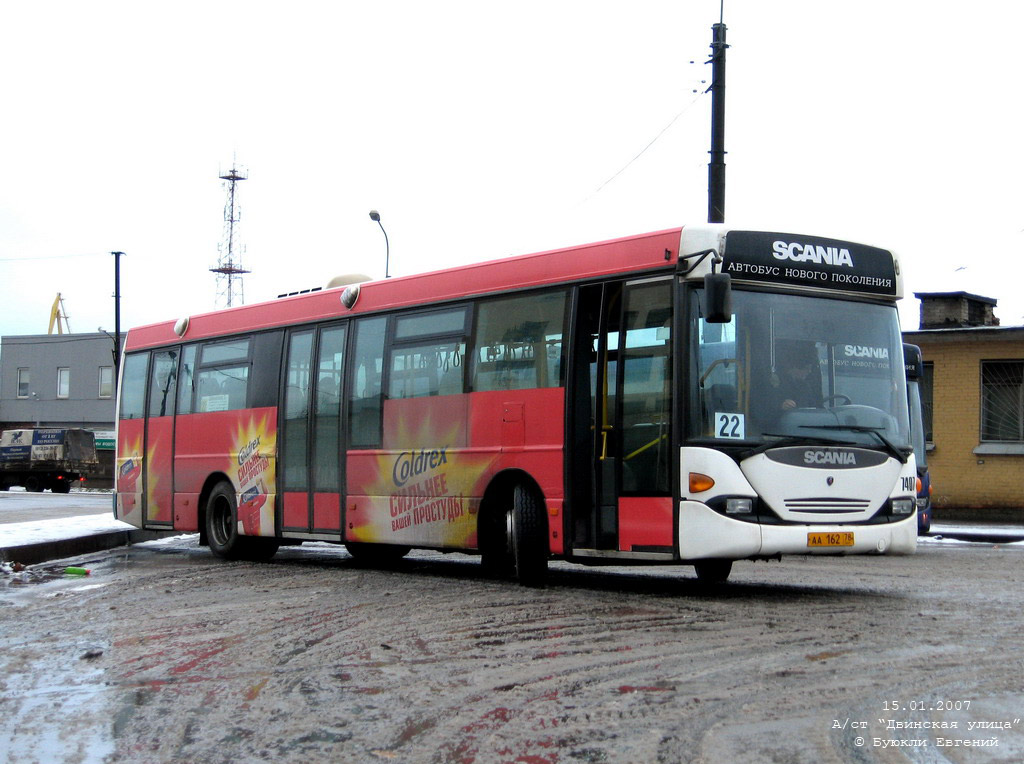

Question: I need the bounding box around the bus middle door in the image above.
[281,324,347,536]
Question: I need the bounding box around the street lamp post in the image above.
[98,328,119,376]
[368,210,390,278]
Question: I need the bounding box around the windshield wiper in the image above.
[799,424,911,464]
[741,433,857,458]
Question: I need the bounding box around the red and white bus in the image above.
[115,224,917,584]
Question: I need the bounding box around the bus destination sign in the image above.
[721,231,898,296]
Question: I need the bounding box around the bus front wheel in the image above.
[694,559,732,584]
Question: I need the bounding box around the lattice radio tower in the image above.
[210,163,250,307]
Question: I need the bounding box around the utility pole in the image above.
[112,251,123,387]
[707,18,728,224]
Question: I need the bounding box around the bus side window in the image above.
[190,336,254,413]
[220,368,248,409]
[388,341,465,399]
[350,317,387,448]
[196,367,249,412]
[314,325,346,491]
[388,307,468,399]
[283,330,314,491]
[472,290,567,392]
[250,331,284,410]
[148,350,179,419]
[177,345,197,415]
[119,353,149,420]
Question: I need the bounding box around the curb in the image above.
[923,530,1024,544]
[0,528,178,566]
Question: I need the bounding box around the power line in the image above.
[587,92,707,200]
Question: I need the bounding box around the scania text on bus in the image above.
[114,224,917,585]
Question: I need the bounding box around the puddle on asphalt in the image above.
[0,540,201,604]
[0,557,123,603]
[1,563,67,586]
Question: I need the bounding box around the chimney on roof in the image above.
[914,291,1000,330]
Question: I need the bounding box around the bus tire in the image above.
[246,538,281,562]
[205,482,280,561]
[507,484,548,587]
[479,501,514,578]
[205,482,247,560]
[694,559,732,584]
[345,542,410,563]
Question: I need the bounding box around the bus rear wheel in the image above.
[205,481,279,561]
[694,559,732,584]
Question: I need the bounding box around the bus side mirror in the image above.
[704,272,732,323]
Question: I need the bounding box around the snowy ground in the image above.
[4,531,1024,763]
[0,491,120,544]
[0,513,135,547]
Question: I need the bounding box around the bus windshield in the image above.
[688,286,911,453]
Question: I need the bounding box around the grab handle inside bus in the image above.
[704,272,732,323]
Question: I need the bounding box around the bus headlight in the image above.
[725,498,753,514]
[705,495,759,518]
[891,498,915,515]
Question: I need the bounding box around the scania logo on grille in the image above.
[763,446,888,469]
[804,449,856,466]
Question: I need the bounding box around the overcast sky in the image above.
[2,0,1022,341]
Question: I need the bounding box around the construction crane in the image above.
[48,293,71,334]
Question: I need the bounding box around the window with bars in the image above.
[981,360,1024,442]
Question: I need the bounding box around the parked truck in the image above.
[0,428,98,493]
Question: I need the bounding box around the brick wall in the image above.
[909,332,1024,520]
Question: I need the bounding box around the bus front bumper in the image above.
[678,500,918,561]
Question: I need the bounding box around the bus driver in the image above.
[770,341,823,411]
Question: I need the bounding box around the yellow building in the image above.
[903,292,1024,521]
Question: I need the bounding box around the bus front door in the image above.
[570,278,675,554]
[144,350,178,526]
